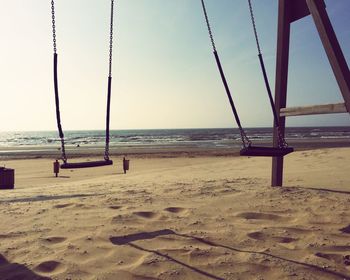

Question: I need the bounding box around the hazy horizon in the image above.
[1,124,350,134]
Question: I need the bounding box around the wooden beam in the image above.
[306,0,350,112]
[280,103,347,117]
[272,0,292,187]
[290,0,325,22]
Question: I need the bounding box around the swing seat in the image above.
[60,159,113,169]
[240,146,294,157]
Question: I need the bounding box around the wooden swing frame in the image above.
[272,0,350,186]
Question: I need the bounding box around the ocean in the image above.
[0,127,349,149]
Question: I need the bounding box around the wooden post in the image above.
[272,0,292,187]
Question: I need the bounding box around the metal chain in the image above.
[277,127,288,148]
[108,0,114,78]
[60,139,68,163]
[239,127,252,148]
[247,0,262,55]
[104,146,110,161]
[51,0,67,162]
[51,0,57,54]
[201,0,251,148]
[200,0,217,52]
[248,0,289,149]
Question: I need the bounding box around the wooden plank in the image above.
[280,103,347,117]
[290,0,325,23]
[272,0,292,187]
[306,0,350,112]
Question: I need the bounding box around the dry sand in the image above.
[0,148,350,279]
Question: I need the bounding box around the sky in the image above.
[0,0,349,132]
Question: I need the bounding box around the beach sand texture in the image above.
[0,148,350,279]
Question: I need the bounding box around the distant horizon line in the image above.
[0,125,349,133]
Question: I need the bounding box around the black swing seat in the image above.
[60,159,113,169]
[240,146,294,157]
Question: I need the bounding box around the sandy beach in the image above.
[0,147,349,279]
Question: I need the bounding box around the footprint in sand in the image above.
[34,261,66,275]
[42,236,67,244]
[53,203,74,209]
[247,231,297,244]
[133,211,159,219]
[109,205,122,210]
[237,212,286,221]
[164,207,189,215]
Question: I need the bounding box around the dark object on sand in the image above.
[53,159,60,177]
[0,167,14,189]
[61,160,113,169]
[340,225,350,234]
[123,157,130,174]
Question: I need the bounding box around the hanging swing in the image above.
[50,0,115,168]
[200,0,293,157]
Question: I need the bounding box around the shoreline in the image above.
[0,138,349,160]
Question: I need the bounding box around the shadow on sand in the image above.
[110,229,350,280]
[287,186,350,195]
[0,193,108,204]
[0,254,51,280]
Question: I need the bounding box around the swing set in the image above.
[50,0,350,186]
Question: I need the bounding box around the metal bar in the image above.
[280,103,347,117]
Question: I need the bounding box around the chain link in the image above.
[239,127,252,148]
[277,127,288,148]
[60,139,67,163]
[108,0,114,78]
[247,0,261,55]
[104,146,110,161]
[200,0,217,53]
[51,0,57,54]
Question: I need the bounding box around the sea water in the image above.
[0,127,349,148]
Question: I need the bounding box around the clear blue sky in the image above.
[0,0,349,131]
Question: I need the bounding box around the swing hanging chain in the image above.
[201,0,251,148]
[51,0,57,54]
[108,0,114,78]
[239,128,252,148]
[51,0,67,163]
[200,0,217,53]
[277,127,288,148]
[247,0,262,55]
[104,0,115,161]
[248,0,289,149]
